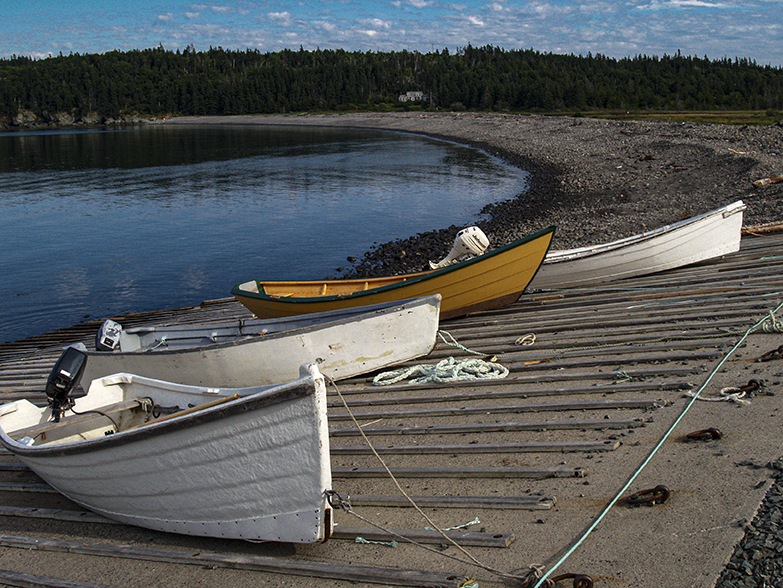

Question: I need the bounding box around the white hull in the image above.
[82,295,441,389]
[529,201,745,289]
[0,364,332,543]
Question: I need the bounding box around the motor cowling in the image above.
[429,226,490,269]
[96,319,123,351]
[46,346,87,422]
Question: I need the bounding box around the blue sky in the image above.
[4,1,782,66]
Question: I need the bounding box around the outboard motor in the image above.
[45,346,87,422]
[429,226,490,269]
[96,319,123,351]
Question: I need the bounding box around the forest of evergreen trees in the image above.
[1,45,782,125]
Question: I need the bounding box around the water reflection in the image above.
[0,124,529,343]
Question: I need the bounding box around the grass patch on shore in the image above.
[565,110,782,126]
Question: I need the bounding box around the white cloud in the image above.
[637,0,734,9]
[361,19,392,29]
[1,0,780,66]
[269,11,293,26]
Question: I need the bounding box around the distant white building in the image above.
[398,91,427,102]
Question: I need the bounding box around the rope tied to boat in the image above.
[373,356,508,386]
[325,378,547,588]
[437,330,486,355]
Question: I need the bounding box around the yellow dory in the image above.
[232,226,556,321]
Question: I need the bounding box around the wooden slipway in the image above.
[0,233,782,588]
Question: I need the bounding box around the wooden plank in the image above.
[330,417,645,437]
[0,482,56,493]
[330,440,620,455]
[0,463,31,472]
[0,535,459,587]
[443,300,770,335]
[332,526,514,548]
[332,465,587,479]
[0,569,120,588]
[9,399,144,440]
[327,397,665,422]
[335,365,704,394]
[328,381,690,409]
[348,494,555,510]
[0,506,517,545]
[0,505,111,525]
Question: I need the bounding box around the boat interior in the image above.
[239,275,423,298]
[0,376,240,447]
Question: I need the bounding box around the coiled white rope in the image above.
[750,310,783,333]
[684,386,752,405]
[373,356,509,386]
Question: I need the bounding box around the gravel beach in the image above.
[168,112,783,278]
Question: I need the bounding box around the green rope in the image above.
[355,536,398,548]
[425,517,481,532]
[533,300,783,588]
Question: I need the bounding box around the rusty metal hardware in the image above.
[738,379,761,393]
[544,573,594,588]
[685,427,723,441]
[758,345,783,362]
[625,485,670,506]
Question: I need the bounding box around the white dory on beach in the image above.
[528,200,746,289]
[0,349,333,544]
[80,295,442,389]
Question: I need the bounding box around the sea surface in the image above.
[0,124,529,344]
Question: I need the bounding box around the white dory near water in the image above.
[0,348,334,543]
[80,295,442,389]
[528,200,746,289]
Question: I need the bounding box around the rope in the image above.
[515,333,537,346]
[355,536,398,548]
[326,376,545,587]
[373,356,508,386]
[532,300,783,588]
[749,310,783,333]
[684,386,752,405]
[438,330,486,355]
[425,517,480,532]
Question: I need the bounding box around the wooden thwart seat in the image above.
[10,399,146,440]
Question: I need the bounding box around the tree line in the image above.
[1,45,782,124]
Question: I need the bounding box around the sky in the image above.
[3,1,782,67]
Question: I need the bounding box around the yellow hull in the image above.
[232,226,555,320]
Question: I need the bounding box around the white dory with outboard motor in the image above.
[0,347,333,543]
[80,295,442,390]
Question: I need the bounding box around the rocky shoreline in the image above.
[167,112,783,278]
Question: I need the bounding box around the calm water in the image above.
[0,124,529,343]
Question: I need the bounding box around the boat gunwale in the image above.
[0,380,315,458]
[91,295,442,357]
[231,225,557,305]
[543,201,745,265]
